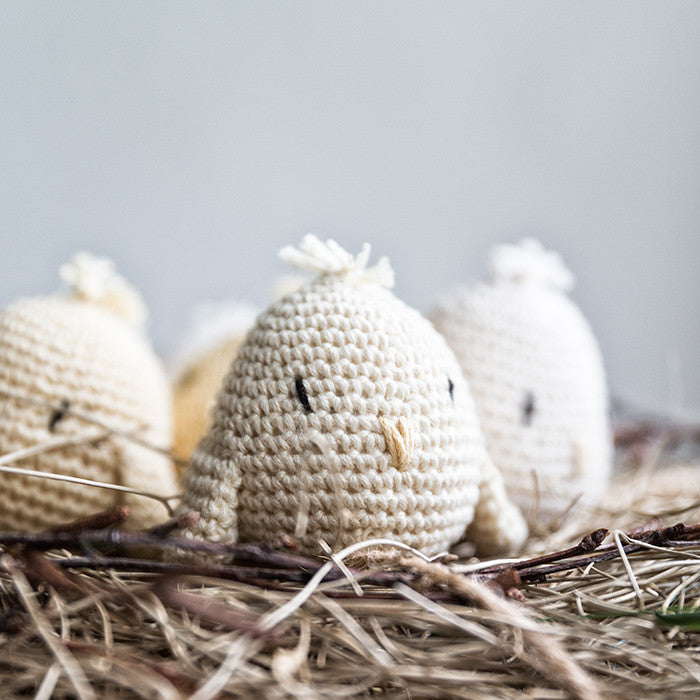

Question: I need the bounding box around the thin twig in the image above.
[149,511,199,538]
[482,523,700,582]
[0,462,177,516]
[0,431,110,466]
[48,506,131,534]
[479,528,609,574]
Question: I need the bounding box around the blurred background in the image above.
[0,1,698,416]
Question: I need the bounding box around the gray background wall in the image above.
[1,1,698,416]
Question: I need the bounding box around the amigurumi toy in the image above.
[170,302,258,464]
[431,239,612,521]
[0,253,177,530]
[180,235,527,556]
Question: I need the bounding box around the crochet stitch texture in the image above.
[0,254,177,530]
[431,239,611,520]
[181,236,527,556]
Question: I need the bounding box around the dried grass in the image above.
[0,444,698,698]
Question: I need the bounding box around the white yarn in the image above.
[490,238,574,292]
[180,237,526,556]
[279,234,395,288]
[60,252,148,328]
[431,239,611,521]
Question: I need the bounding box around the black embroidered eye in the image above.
[447,377,455,403]
[294,377,313,413]
[48,399,70,432]
[521,391,536,426]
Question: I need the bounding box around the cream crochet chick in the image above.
[431,239,611,522]
[0,253,177,530]
[180,236,527,556]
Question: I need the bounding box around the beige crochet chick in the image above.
[180,236,527,556]
[431,239,611,522]
[0,253,177,530]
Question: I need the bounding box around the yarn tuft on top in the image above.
[490,238,574,292]
[60,252,148,328]
[279,234,395,288]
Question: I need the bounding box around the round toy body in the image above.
[0,296,176,530]
[432,275,611,521]
[182,273,525,556]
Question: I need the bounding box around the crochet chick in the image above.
[179,235,527,557]
[431,239,612,522]
[0,253,177,531]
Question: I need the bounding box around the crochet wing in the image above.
[179,429,241,542]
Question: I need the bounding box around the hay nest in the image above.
[0,427,698,699]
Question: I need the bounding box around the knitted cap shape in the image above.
[0,253,176,530]
[181,236,526,556]
[431,239,611,520]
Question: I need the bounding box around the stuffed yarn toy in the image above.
[431,239,611,521]
[170,303,258,465]
[0,253,177,530]
[180,235,526,556]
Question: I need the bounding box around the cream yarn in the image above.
[170,303,258,464]
[180,235,526,557]
[431,239,612,521]
[0,253,177,530]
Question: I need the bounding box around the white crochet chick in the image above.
[431,239,612,522]
[0,253,177,530]
[180,236,527,556]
